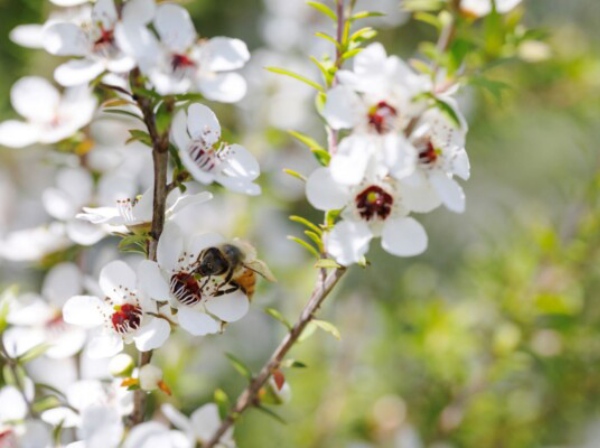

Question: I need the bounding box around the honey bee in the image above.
[194,240,276,301]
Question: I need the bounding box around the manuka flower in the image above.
[63,260,171,358]
[171,104,261,195]
[460,0,522,17]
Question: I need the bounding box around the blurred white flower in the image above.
[63,260,171,358]
[460,0,522,17]
[138,223,250,336]
[0,77,96,148]
[0,222,71,262]
[171,104,261,195]
[43,0,155,86]
[123,421,189,448]
[162,403,235,448]
[306,168,428,265]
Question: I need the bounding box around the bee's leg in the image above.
[212,281,244,297]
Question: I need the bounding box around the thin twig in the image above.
[204,267,347,448]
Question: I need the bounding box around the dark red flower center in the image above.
[93,26,116,53]
[111,303,142,334]
[368,101,397,134]
[417,139,439,165]
[355,185,394,221]
[170,272,204,306]
[171,53,196,74]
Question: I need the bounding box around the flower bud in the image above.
[109,354,135,378]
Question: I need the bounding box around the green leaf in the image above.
[402,0,445,12]
[280,359,308,369]
[468,76,511,102]
[255,404,287,424]
[265,308,293,330]
[350,10,385,21]
[313,319,342,340]
[282,169,307,182]
[306,1,337,21]
[287,236,320,259]
[304,230,323,251]
[432,97,462,128]
[103,108,145,123]
[0,286,16,333]
[309,56,334,85]
[298,321,318,342]
[214,389,231,421]
[289,215,322,235]
[288,130,326,153]
[314,259,341,269]
[414,11,442,29]
[18,343,51,363]
[266,67,324,92]
[3,364,27,388]
[225,353,253,381]
[126,129,153,147]
[342,48,364,61]
[349,27,377,43]
[314,32,341,50]
[325,209,342,227]
[118,234,150,255]
[32,395,62,413]
[155,101,173,136]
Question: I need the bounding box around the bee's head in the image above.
[197,247,230,276]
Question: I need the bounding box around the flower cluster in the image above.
[307,43,470,266]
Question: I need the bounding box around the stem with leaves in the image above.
[128,69,172,426]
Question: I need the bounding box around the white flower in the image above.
[0,222,71,262]
[77,405,124,448]
[171,104,261,195]
[77,189,212,230]
[306,168,428,265]
[138,223,250,336]
[62,260,171,358]
[4,262,87,359]
[125,3,250,100]
[138,364,163,392]
[0,77,96,148]
[401,104,470,213]
[42,0,155,86]
[161,403,235,448]
[460,0,522,17]
[123,421,189,448]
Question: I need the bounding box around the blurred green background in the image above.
[2,0,600,447]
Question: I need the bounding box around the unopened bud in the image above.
[109,354,135,377]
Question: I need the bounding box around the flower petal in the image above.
[87,333,124,359]
[158,222,185,271]
[63,295,106,328]
[43,22,89,56]
[429,169,465,213]
[0,120,40,148]
[177,307,220,336]
[203,37,250,72]
[99,260,137,302]
[205,290,249,322]
[170,109,192,151]
[187,103,221,144]
[190,404,222,442]
[326,220,373,266]
[161,404,193,434]
[11,77,60,122]
[138,261,171,301]
[67,218,107,246]
[187,232,225,259]
[133,318,170,351]
[330,135,374,186]
[221,144,260,180]
[198,72,247,103]
[323,85,362,130]
[168,191,213,217]
[122,0,156,25]
[381,216,428,257]
[42,262,82,307]
[42,406,80,428]
[306,167,350,211]
[216,176,261,196]
[154,3,196,53]
[55,59,105,87]
[92,0,119,29]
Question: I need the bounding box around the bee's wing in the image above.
[245,260,277,282]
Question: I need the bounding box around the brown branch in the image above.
[128,69,172,426]
[204,267,347,448]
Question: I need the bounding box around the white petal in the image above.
[323,85,362,130]
[198,72,247,103]
[42,406,80,428]
[154,3,196,52]
[158,222,184,271]
[46,326,87,359]
[190,404,222,442]
[122,0,156,25]
[187,103,221,145]
[106,55,136,73]
[78,405,124,447]
[205,290,249,322]
[43,188,77,220]
[133,318,170,351]
[161,404,192,434]
[10,24,44,49]
[92,0,119,29]
[0,120,40,148]
[381,217,428,257]
[217,176,261,196]
[187,232,225,257]
[330,136,373,186]
[306,167,349,211]
[43,262,82,307]
[67,219,107,246]
[0,386,28,421]
[63,295,106,328]
[177,307,219,336]
[55,59,105,87]
[353,42,388,77]
[383,134,417,180]
[429,170,465,213]
[221,144,259,180]
[43,22,89,56]
[168,191,213,217]
[138,261,172,301]
[57,167,94,206]
[203,37,250,72]
[99,260,137,302]
[171,109,192,150]
[326,220,373,266]
[179,148,216,185]
[451,148,470,180]
[400,181,442,213]
[87,333,124,359]
[124,422,188,448]
[11,76,60,122]
[77,206,121,224]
